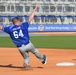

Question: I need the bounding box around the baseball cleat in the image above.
[23,63,33,70]
[42,55,47,64]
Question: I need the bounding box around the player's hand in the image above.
[34,4,40,11]
[0,26,2,30]
[28,4,40,22]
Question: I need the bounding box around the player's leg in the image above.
[18,48,32,69]
[18,49,30,64]
[28,42,47,64]
[31,49,47,64]
[23,52,32,70]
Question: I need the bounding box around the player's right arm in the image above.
[28,4,40,22]
[22,4,40,28]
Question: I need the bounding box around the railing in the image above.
[0,0,76,4]
[0,4,76,15]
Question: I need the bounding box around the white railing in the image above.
[0,0,75,24]
[0,4,76,15]
[0,0,76,4]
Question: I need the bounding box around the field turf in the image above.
[0,36,76,49]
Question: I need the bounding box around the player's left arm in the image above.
[28,4,40,22]
[0,26,3,30]
[0,25,10,33]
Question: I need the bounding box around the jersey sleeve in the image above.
[22,21,30,28]
[2,25,10,33]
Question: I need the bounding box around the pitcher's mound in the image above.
[56,62,75,66]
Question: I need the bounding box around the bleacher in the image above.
[0,0,76,24]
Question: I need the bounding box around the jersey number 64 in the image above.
[13,29,24,38]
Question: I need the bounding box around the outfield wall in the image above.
[1,24,76,32]
[29,24,76,32]
[1,24,76,36]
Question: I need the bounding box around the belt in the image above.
[17,42,29,47]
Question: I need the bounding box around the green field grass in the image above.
[0,36,76,49]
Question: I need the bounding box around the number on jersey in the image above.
[13,29,24,38]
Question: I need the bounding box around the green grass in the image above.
[0,36,76,49]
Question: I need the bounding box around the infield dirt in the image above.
[0,48,76,75]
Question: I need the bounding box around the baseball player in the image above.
[0,4,47,70]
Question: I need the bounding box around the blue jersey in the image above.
[3,21,30,47]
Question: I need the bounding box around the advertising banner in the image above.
[29,24,76,32]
